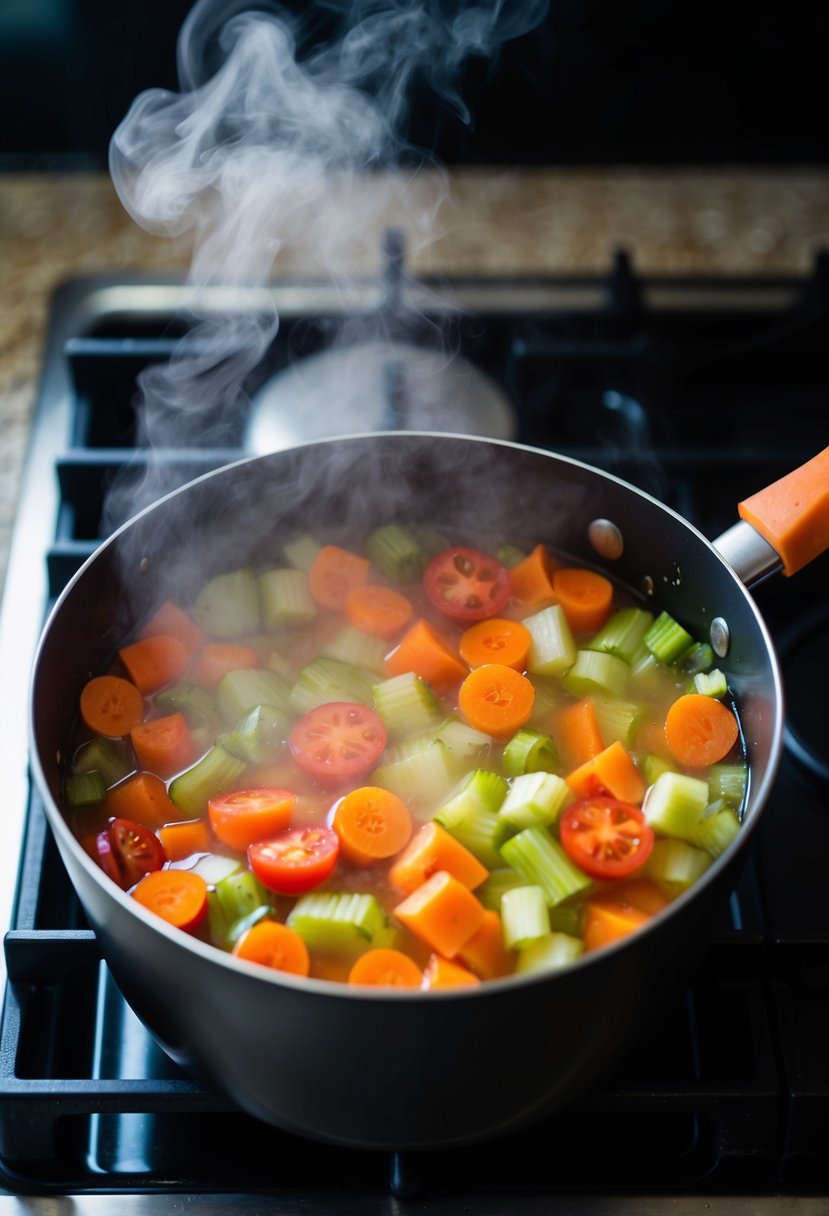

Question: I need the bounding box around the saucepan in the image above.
[29,433,829,1149]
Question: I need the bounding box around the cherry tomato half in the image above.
[106,817,166,889]
[289,701,387,785]
[208,787,296,852]
[248,826,339,895]
[423,547,511,622]
[559,797,654,881]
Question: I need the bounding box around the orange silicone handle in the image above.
[737,445,829,575]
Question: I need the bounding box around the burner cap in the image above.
[245,340,517,454]
[779,604,829,786]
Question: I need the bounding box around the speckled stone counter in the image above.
[2,167,829,594]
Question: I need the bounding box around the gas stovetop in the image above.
[1,251,828,1207]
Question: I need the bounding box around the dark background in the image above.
[2,0,828,168]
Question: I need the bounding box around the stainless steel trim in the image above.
[712,519,783,587]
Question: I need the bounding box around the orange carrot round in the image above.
[344,584,413,638]
[130,712,196,778]
[131,869,208,932]
[308,545,370,611]
[80,675,145,738]
[348,948,422,988]
[458,663,535,739]
[118,634,189,695]
[232,919,310,976]
[208,787,296,852]
[332,785,413,866]
[458,617,531,671]
[552,567,614,634]
[664,693,739,768]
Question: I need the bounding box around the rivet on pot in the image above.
[588,518,624,560]
[642,574,655,596]
[710,617,730,658]
[139,557,151,575]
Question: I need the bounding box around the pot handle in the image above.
[713,444,829,585]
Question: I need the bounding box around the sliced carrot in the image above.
[611,878,669,917]
[458,663,535,739]
[140,599,207,656]
[389,821,489,894]
[552,568,614,635]
[384,619,468,691]
[332,786,413,866]
[457,909,515,980]
[208,787,296,852]
[422,954,480,989]
[131,869,208,932]
[566,740,646,805]
[556,698,605,768]
[458,617,531,671]
[583,896,651,952]
[393,870,487,959]
[664,693,740,768]
[118,633,190,696]
[157,818,211,861]
[104,772,177,828]
[130,712,196,778]
[508,543,558,611]
[308,545,370,611]
[232,919,310,976]
[344,584,413,639]
[193,642,260,690]
[348,947,422,988]
[80,675,145,738]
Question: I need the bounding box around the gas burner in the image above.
[778,604,829,787]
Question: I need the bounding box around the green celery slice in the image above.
[169,744,246,818]
[322,626,388,675]
[259,568,317,630]
[290,657,376,713]
[287,892,386,953]
[219,704,288,764]
[708,763,748,809]
[498,771,572,830]
[643,771,710,840]
[516,931,584,975]
[193,567,261,637]
[590,694,645,747]
[365,524,426,584]
[682,642,715,675]
[156,681,222,729]
[646,837,712,895]
[64,770,107,808]
[372,739,457,807]
[561,649,630,699]
[372,671,442,737]
[693,669,728,699]
[434,770,511,868]
[502,727,560,776]
[690,806,741,858]
[71,736,131,788]
[501,885,550,949]
[585,607,654,665]
[644,611,694,665]
[477,867,527,911]
[216,667,293,725]
[500,826,592,907]
[524,604,577,677]
[282,533,321,572]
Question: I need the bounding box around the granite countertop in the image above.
[2,166,829,594]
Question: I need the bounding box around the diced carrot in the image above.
[422,954,480,989]
[344,584,413,639]
[393,870,487,959]
[308,545,370,611]
[611,878,669,917]
[566,740,646,805]
[458,617,531,671]
[131,869,208,933]
[193,642,260,690]
[232,919,310,976]
[139,600,206,656]
[384,619,468,691]
[104,772,177,828]
[508,544,558,611]
[389,821,489,894]
[332,786,413,866]
[157,818,211,861]
[583,897,651,952]
[664,693,740,768]
[458,663,535,739]
[348,948,423,988]
[80,675,144,738]
[556,698,605,768]
[552,568,614,635]
[130,712,196,778]
[457,909,515,980]
[118,634,190,695]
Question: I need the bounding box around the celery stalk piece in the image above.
[585,606,655,666]
[372,672,442,737]
[640,752,677,786]
[434,770,511,868]
[561,649,630,700]
[690,806,741,858]
[500,826,592,907]
[372,739,457,807]
[646,837,713,895]
[216,667,293,724]
[322,626,388,676]
[516,931,584,975]
[71,736,131,788]
[528,680,561,728]
[213,868,271,925]
[644,611,694,665]
[259,568,317,630]
[643,771,710,841]
[189,853,242,886]
[225,905,273,948]
[693,669,728,699]
[219,704,288,764]
[477,867,527,911]
[193,566,261,638]
[290,657,377,714]
[524,604,577,677]
[156,681,222,730]
[501,885,550,949]
[548,905,582,936]
[498,771,573,830]
[682,642,715,675]
[365,524,426,584]
[708,763,748,809]
[169,744,246,818]
[431,717,493,765]
[496,543,526,568]
[287,891,386,953]
[64,770,107,808]
[282,533,321,572]
[590,694,645,748]
[502,727,560,776]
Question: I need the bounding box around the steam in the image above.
[106,0,548,529]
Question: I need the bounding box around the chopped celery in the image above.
[213,868,271,924]
[585,606,654,665]
[193,566,261,637]
[500,826,592,907]
[501,885,550,949]
[225,905,273,948]
[516,931,584,975]
[169,743,246,818]
[156,681,222,729]
[495,543,526,568]
[189,853,242,886]
[708,763,748,809]
[640,752,677,786]
[431,717,492,765]
[561,649,629,699]
[322,626,387,675]
[693,669,728,699]
[372,739,457,806]
[219,704,288,764]
[643,771,710,840]
[64,770,106,808]
[216,667,293,724]
[72,736,131,788]
[259,568,317,630]
[365,524,425,584]
[287,891,386,952]
[682,642,714,675]
[548,904,582,936]
[647,837,712,895]
[528,680,561,727]
[502,727,560,776]
[690,806,741,858]
[477,867,527,911]
[524,604,577,677]
[372,671,442,737]
[498,772,572,830]
[282,533,321,572]
[290,657,376,713]
[434,770,511,868]
[590,694,644,747]
[644,611,694,665]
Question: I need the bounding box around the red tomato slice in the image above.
[289,702,387,784]
[108,817,166,889]
[208,787,296,851]
[95,829,123,885]
[248,826,339,895]
[559,797,654,880]
[423,547,511,622]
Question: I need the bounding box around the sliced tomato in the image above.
[107,817,166,889]
[208,787,296,852]
[289,702,387,784]
[95,829,123,885]
[423,547,511,622]
[559,796,654,880]
[248,826,339,895]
